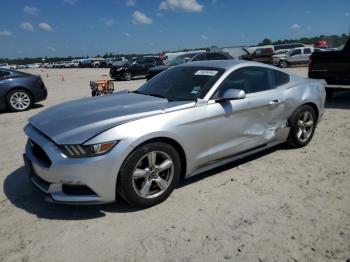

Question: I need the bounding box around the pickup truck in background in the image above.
[308,38,350,97]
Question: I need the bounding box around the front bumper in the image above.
[23,125,130,204]
[109,68,124,79]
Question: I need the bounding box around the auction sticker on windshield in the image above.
[194,70,218,76]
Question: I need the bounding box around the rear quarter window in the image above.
[273,69,290,87]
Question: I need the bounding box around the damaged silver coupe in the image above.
[23,60,326,207]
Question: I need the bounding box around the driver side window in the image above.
[213,66,273,98]
[290,49,301,56]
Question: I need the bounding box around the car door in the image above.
[205,66,287,162]
[0,70,12,107]
[302,48,312,63]
[131,59,145,75]
[141,58,157,74]
[288,49,303,64]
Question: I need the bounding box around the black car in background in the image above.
[0,69,47,112]
[146,51,233,80]
[110,56,163,81]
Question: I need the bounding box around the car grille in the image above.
[62,185,97,196]
[30,140,52,167]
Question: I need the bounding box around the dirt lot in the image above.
[0,68,349,262]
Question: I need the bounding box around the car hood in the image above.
[29,92,194,145]
[148,65,171,73]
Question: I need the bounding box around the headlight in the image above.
[61,141,119,158]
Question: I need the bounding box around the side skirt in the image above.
[187,140,283,178]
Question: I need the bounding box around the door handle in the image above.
[269,99,284,105]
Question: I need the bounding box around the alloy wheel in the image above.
[9,91,31,111]
[132,151,174,199]
[296,111,314,143]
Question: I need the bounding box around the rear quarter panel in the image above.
[283,76,326,122]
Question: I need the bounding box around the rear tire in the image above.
[287,105,316,148]
[117,142,181,207]
[6,89,32,112]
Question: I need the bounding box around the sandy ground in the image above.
[0,67,349,262]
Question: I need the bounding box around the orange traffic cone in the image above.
[61,75,64,81]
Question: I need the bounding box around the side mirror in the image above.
[215,89,246,103]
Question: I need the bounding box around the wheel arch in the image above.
[303,102,319,122]
[288,102,320,125]
[6,86,34,103]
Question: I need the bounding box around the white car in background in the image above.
[0,63,10,69]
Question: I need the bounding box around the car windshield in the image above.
[166,54,196,66]
[136,66,224,101]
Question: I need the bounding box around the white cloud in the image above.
[0,31,12,37]
[159,2,168,10]
[132,11,153,25]
[20,22,34,31]
[159,0,203,12]
[156,12,164,17]
[101,18,114,26]
[23,6,39,16]
[125,0,135,6]
[63,0,78,5]
[38,23,53,31]
[47,46,56,52]
[345,13,350,16]
[201,34,208,40]
[290,23,301,31]
[125,32,132,37]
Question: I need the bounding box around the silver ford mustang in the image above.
[23,60,326,207]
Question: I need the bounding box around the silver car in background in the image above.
[23,60,326,207]
[273,47,314,68]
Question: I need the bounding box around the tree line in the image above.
[258,33,349,47]
[1,33,348,65]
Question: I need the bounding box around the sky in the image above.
[0,0,349,58]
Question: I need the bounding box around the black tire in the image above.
[123,71,132,81]
[91,91,97,97]
[117,142,181,207]
[287,105,316,148]
[279,60,288,68]
[6,89,33,112]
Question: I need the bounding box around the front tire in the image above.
[123,71,132,81]
[279,60,288,68]
[117,142,181,207]
[287,105,316,148]
[6,89,32,112]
